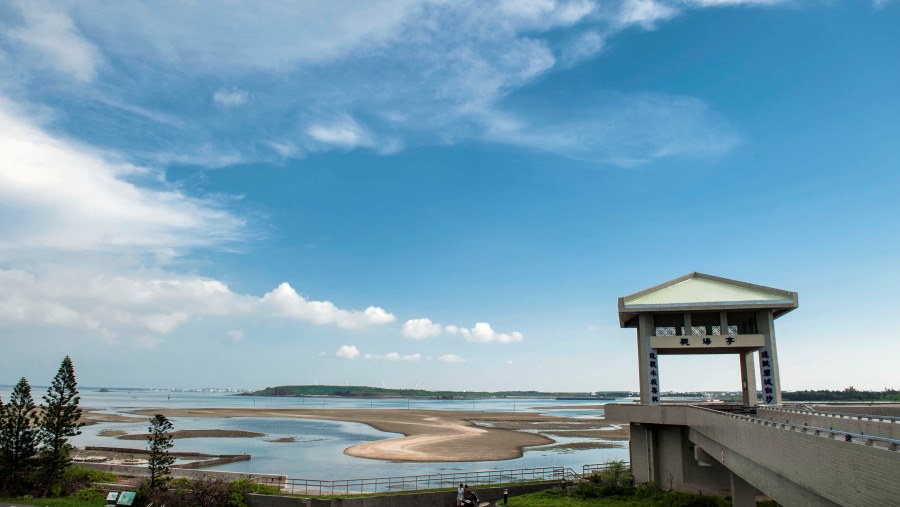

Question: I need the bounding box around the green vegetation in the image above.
[244,384,632,399]
[501,462,747,507]
[0,357,88,498]
[139,476,280,507]
[509,489,732,506]
[782,387,900,402]
[37,356,85,496]
[147,414,175,492]
[0,467,119,507]
[0,377,39,494]
[0,495,101,507]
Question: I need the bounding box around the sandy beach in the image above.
[84,407,625,462]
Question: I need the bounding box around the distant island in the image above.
[781,388,900,402]
[241,385,634,399]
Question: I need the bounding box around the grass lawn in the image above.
[505,489,732,506]
[0,498,102,507]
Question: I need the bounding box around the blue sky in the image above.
[0,0,898,392]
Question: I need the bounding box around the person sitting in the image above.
[456,483,464,506]
[461,485,479,506]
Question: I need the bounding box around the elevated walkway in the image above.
[607,403,900,506]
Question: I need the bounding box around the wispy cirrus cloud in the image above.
[0,0,776,168]
[7,0,102,82]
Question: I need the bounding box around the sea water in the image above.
[0,388,630,479]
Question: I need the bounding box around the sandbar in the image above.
[117,429,265,440]
[87,407,623,462]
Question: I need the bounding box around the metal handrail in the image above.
[258,465,578,496]
[772,405,900,423]
[581,463,620,475]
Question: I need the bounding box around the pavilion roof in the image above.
[618,272,797,327]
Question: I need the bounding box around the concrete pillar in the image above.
[740,352,758,407]
[730,471,759,507]
[684,312,692,336]
[637,314,658,404]
[629,423,654,484]
[756,310,782,405]
[720,311,728,336]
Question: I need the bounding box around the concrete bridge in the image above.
[606,403,900,506]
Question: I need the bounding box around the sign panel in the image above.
[106,492,120,502]
[759,345,776,405]
[647,348,659,405]
[116,491,136,506]
[650,334,765,351]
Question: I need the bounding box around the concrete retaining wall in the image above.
[77,461,286,484]
[247,482,560,507]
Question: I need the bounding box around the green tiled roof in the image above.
[624,276,791,306]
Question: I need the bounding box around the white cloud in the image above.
[402,318,443,339]
[213,88,249,107]
[306,115,372,148]
[616,0,678,28]
[67,1,421,70]
[0,99,245,257]
[336,345,360,359]
[0,268,247,346]
[9,1,102,81]
[260,282,395,329]
[438,354,465,364]
[484,92,741,165]
[446,322,524,344]
[0,267,397,349]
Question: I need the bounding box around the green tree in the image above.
[146,414,175,493]
[37,356,83,496]
[0,377,39,494]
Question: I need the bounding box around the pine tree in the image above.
[146,414,175,493]
[37,356,83,496]
[0,377,39,494]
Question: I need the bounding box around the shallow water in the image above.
[2,388,631,478]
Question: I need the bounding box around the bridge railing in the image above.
[777,405,900,424]
[253,464,588,496]
[697,405,900,452]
